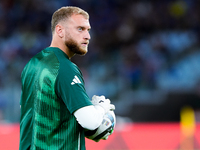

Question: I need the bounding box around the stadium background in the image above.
[0,0,200,149]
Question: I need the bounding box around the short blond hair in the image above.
[51,6,89,33]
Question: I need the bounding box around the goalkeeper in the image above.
[19,6,115,150]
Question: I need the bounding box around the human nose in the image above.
[84,31,91,40]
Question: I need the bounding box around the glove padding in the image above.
[101,127,114,141]
[92,95,115,113]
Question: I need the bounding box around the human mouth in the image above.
[81,42,89,46]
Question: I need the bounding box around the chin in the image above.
[77,49,88,56]
[80,51,87,56]
[81,48,88,55]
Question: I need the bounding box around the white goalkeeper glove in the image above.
[92,95,115,113]
[102,133,110,140]
[101,127,114,141]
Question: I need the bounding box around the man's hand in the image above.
[92,95,115,113]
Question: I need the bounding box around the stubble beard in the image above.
[65,38,87,56]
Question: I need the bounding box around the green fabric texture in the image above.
[20,47,92,150]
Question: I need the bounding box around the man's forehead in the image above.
[68,14,90,27]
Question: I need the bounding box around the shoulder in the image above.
[53,52,83,85]
[58,60,83,84]
[21,51,44,77]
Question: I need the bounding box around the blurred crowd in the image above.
[0,0,200,122]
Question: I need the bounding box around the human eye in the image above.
[78,27,84,31]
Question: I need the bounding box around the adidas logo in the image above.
[71,75,81,85]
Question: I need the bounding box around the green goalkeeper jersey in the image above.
[19,47,92,150]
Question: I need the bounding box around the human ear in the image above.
[55,24,64,38]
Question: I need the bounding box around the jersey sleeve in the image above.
[55,63,92,114]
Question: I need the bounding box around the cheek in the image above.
[64,32,71,41]
[71,35,81,43]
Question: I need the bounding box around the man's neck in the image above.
[50,40,75,59]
